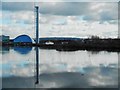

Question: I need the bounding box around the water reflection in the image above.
[35,46,39,84]
[88,50,100,55]
[1,47,119,88]
[14,46,32,54]
[0,47,10,54]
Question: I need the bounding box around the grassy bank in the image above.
[2,38,120,52]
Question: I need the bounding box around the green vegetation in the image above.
[2,37,120,52]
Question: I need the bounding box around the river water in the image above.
[0,46,119,88]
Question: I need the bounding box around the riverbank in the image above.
[2,38,120,52]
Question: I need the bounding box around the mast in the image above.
[118,2,120,71]
[35,6,39,44]
[35,6,39,84]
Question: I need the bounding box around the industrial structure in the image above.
[13,35,33,43]
[0,35,10,43]
[35,6,39,84]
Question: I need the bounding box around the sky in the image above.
[0,0,119,39]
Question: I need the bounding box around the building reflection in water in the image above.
[11,46,39,84]
[1,46,10,54]
[35,46,39,84]
[14,47,32,54]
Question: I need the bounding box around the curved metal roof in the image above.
[14,35,32,43]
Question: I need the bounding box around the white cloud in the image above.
[2,11,34,24]
[40,16,118,38]
[90,3,106,10]
[2,10,118,38]
[1,2,118,38]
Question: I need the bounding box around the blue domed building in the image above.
[13,35,33,53]
[14,35,33,43]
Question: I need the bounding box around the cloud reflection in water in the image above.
[1,47,118,88]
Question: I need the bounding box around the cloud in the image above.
[1,2,118,38]
[2,2,90,15]
[83,3,118,21]
[2,24,35,38]
[2,11,118,38]
[2,2,34,11]
[2,2,118,22]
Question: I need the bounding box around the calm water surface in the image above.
[0,47,119,88]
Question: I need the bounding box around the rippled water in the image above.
[0,46,119,88]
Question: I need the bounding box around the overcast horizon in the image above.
[1,1,119,39]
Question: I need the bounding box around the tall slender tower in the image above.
[118,2,120,38]
[35,6,39,84]
[35,6,39,44]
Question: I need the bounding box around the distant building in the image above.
[38,37,81,41]
[13,35,32,43]
[0,35,10,42]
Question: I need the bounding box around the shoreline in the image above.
[2,38,120,52]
